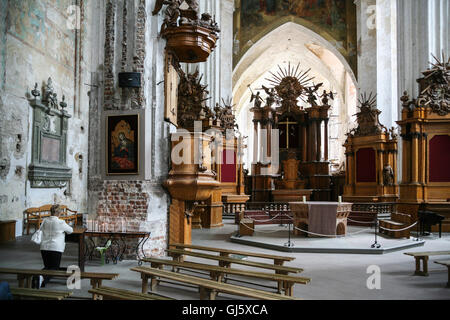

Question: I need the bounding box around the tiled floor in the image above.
[0,219,449,300]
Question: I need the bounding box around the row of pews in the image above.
[0,243,310,300]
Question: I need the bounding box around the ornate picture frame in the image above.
[106,114,139,175]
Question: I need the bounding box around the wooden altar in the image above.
[197,106,249,229]
[397,55,450,231]
[250,64,333,203]
[343,93,399,203]
[290,202,353,237]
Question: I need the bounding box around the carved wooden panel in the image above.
[164,51,179,127]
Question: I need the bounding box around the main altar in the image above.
[249,64,334,203]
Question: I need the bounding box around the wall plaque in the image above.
[28,78,72,188]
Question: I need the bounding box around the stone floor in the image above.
[0,219,449,300]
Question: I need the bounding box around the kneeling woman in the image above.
[39,205,73,287]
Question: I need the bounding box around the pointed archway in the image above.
[232,22,358,172]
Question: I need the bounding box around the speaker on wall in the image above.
[118,72,141,88]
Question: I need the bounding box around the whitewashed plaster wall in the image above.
[0,0,94,236]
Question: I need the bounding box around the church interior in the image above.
[0,0,449,303]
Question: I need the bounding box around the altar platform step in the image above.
[244,210,293,226]
[230,224,426,255]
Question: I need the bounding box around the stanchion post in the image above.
[279,210,284,227]
[414,215,422,242]
[371,216,381,249]
[284,217,294,248]
[235,211,242,238]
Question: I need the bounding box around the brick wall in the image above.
[91,180,167,259]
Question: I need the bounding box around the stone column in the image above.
[376,0,398,130]
[355,0,377,95]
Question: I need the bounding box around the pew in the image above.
[88,286,175,300]
[131,266,299,300]
[169,243,295,266]
[166,249,303,275]
[142,257,310,296]
[10,287,73,300]
[404,251,450,276]
[0,268,119,291]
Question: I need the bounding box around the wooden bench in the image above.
[0,268,119,291]
[131,266,299,300]
[166,249,303,275]
[434,260,450,288]
[169,243,296,266]
[142,257,310,296]
[404,251,450,276]
[88,286,175,300]
[10,287,73,300]
[24,204,81,235]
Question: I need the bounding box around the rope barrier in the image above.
[239,213,418,240]
[347,218,374,225]
[292,225,344,238]
[378,221,418,232]
[239,222,286,234]
[248,213,284,223]
[346,228,373,236]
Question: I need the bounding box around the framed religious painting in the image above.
[106,114,139,175]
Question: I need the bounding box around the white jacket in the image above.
[40,216,73,253]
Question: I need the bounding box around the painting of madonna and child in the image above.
[236,0,357,70]
[107,114,139,175]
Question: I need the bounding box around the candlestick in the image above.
[303,196,307,203]
[338,196,342,203]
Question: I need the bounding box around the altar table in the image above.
[290,202,353,237]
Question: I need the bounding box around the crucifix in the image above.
[279,118,298,149]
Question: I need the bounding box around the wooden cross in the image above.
[278,118,298,149]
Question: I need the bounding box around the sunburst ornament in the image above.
[265,62,315,104]
[358,92,377,110]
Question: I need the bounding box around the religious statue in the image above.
[43,77,58,109]
[219,98,238,131]
[153,0,183,31]
[262,85,278,108]
[179,0,199,25]
[304,83,323,107]
[383,165,395,186]
[177,69,210,128]
[321,90,335,106]
[413,54,449,116]
[351,93,386,137]
[250,90,263,109]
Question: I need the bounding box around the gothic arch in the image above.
[232,22,358,172]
